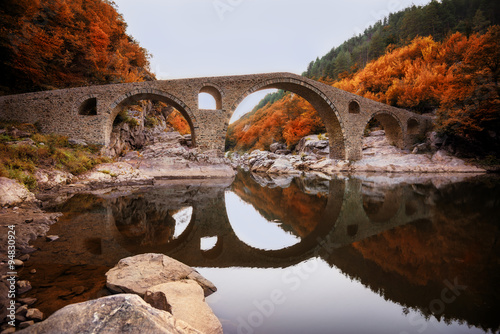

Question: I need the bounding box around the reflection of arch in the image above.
[348,100,361,114]
[108,204,197,254]
[362,186,402,223]
[407,118,419,135]
[229,78,347,160]
[225,178,345,260]
[369,111,404,148]
[199,84,223,109]
[107,89,196,146]
[201,236,224,260]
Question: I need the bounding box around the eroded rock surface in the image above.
[78,162,154,186]
[105,253,217,297]
[0,178,37,207]
[229,131,485,175]
[17,294,202,334]
[120,133,235,179]
[145,281,223,334]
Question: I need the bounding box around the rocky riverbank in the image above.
[0,126,234,332]
[17,253,222,334]
[0,126,489,333]
[229,130,486,175]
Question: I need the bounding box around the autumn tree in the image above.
[334,27,499,156]
[226,92,326,152]
[0,0,154,94]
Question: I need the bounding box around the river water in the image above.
[22,171,500,334]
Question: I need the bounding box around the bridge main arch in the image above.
[106,88,197,146]
[227,77,347,160]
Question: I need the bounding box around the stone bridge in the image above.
[0,73,431,160]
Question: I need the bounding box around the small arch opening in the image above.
[199,93,217,109]
[199,86,222,109]
[200,236,218,251]
[348,100,360,114]
[363,112,403,157]
[79,97,97,116]
[362,183,401,223]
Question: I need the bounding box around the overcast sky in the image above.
[113,0,431,120]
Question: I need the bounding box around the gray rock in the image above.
[268,158,301,175]
[17,281,32,295]
[270,142,286,153]
[106,253,217,297]
[34,169,73,189]
[370,130,386,137]
[275,149,292,155]
[68,138,87,146]
[25,308,43,321]
[80,162,154,186]
[296,135,329,156]
[17,294,202,334]
[145,280,223,334]
[250,159,275,173]
[18,321,34,330]
[0,178,37,206]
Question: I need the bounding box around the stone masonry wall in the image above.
[0,72,431,160]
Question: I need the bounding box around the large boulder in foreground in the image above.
[145,280,223,334]
[0,177,37,206]
[18,294,202,334]
[106,253,217,297]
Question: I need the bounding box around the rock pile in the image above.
[120,132,235,179]
[18,253,223,334]
[229,131,485,175]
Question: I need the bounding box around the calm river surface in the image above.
[23,171,500,334]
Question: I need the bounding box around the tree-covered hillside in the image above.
[304,0,500,81]
[227,0,500,158]
[0,0,154,95]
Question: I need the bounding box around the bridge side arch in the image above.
[199,83,224,110]
[365,110,405,148]
[106,88,197,146]
[228,78,348,160]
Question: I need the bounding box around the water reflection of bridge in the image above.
[90,175,430,268]
[32,174,499,333]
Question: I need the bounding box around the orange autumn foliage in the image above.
[166,109,191,135]
[227,93,326,152]
[0,0,153,94]
[334,27,500,149]
[231,172,328,238]
[229,28,499,154]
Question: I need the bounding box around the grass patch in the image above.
[144,115,160,128]
[113,109,139,127]
[0,121,111,190]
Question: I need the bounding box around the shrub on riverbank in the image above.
[0,122,110,189]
